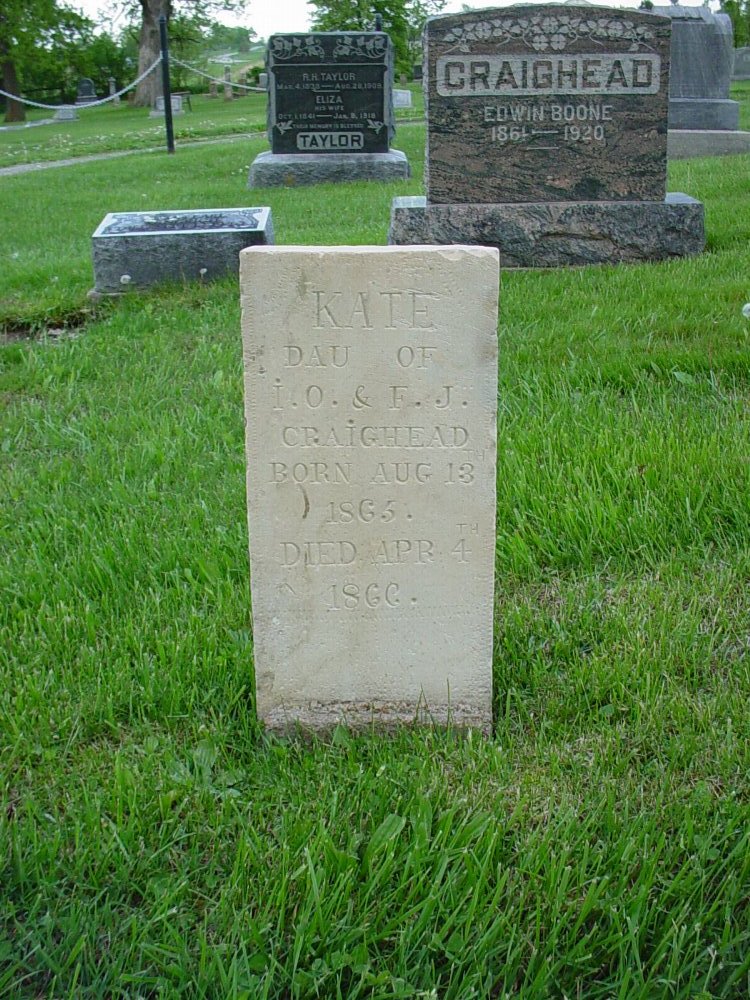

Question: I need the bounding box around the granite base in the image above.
[668,98,739,131]
[668,129,750,159]
[388,195,705,267]
[248,150,410,188]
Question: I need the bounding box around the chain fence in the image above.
[170,58,266,93]
[0,58,163,111]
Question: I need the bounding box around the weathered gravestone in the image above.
[259,71,269,89]
[732,47,750,80]
[248,32,410,187]
[653,2,738,130]
[393,88,413,108]
[53,106,79,121]
[149,94,184,117]
[108,76,120,106]
[240,246,498,732]
[75,78,98,105]
[91,207,273,295]
[389,5,705,266]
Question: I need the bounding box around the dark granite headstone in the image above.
[248,31,410,186]
[653,3,738,130]
[389,5,705,266]
[424,5,671,205]
[267,32,394,154]
[75,78,98,105]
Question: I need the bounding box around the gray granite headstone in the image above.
[75,78,98,106]
[53,106,79,121]
[248,31,410,187]
[91,207,274,295]
[653,3,739,130]
[149,94,184,117]
[259,71,268,88]
[393,88,413,108]
[733,47,750,80]
[389,5,705,266]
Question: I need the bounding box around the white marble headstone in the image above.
[241,246,499,732]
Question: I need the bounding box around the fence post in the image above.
[159,14,175,154]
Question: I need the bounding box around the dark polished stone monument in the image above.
[248,32,410,187]
[390,5,705,266]
[653,2,738,130]
[75,78,98,106]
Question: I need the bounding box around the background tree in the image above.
[0,0,99,122]
[128,0,249,107]
[308,0,446,76]
[721,0,750,46]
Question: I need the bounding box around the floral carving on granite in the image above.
[270,36,326,60]
[333,35,388,59]
[441,14,657,54]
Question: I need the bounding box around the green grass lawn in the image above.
[0,85,424,169]
[2,126,750,997]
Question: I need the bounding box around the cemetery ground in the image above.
[2,119,750,997]
[0,85,425,170]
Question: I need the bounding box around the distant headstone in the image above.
[208,80,219,98]
[149,94,184,117]
[224,65,234,100]
[53,106,79,121]
[653,3,739,129]
[75,78,98,106]
[240,245,498,732]
[733,46,750,80]
[248,32,410,186]
[91,207,274,295]
[259,71,268,89]
[108,76,120,106]
[390,5,705,266]
[393,88,413,109]
[413,63,423,81]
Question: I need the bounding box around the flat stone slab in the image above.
[668,129,750,159]
[248,149,410,187]
[91,207,273,294]
[240,245,499,732]
[389,194,705,267]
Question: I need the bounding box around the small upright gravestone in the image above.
[149,94,184,117]
[248,32,410,187]
[75,78,98,105]
[733,47,750,81]
[240,245,498,732]
[108,77,120,106]
[390,5,705,266]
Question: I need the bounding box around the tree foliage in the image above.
[308,0,446,75]
[721,0,750,46]
[0,0,110,121]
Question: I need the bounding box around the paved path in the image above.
[0,133,253,177]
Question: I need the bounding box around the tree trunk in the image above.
[2,54,25,123]
[134,0,170,107]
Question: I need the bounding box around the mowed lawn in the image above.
[1,123,750,997]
